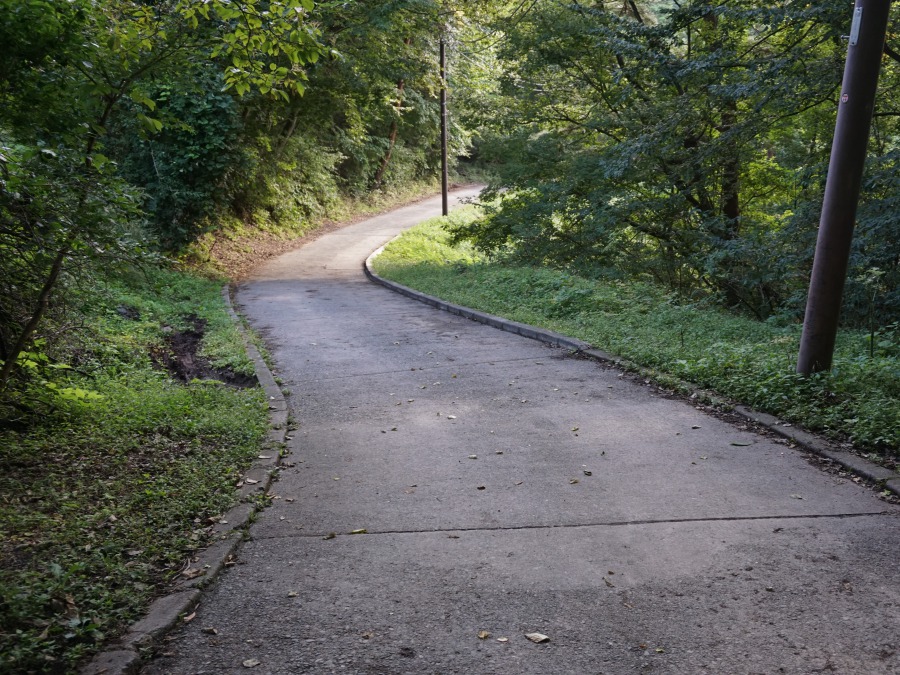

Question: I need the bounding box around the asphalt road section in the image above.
[144,189,900,674]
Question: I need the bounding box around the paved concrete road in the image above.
[146,190,900,674]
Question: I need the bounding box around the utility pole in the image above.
[440,35,449,216]
[796,0,891,374]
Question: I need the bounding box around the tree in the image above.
[453,0,900,326]
[0,0,323,391]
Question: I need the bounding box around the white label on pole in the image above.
[850,6,863,46]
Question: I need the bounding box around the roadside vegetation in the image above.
[0,266,267,672]
[374,210,900,461]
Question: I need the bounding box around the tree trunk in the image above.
[0,239,72,389]
[372,38,412,189]
[372,89,403,189]
[720,101,741,234]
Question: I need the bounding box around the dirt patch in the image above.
[151,316,256,388]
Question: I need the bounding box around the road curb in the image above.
[364,248,899,498]
[364,246,594,354]
[81,286,288,675]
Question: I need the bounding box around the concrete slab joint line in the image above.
[80,287,286,675]
[365,242,899,498]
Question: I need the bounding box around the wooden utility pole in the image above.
[440,36,449,216]
[797,0,891,374]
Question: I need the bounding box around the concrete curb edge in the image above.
[81,285,288,674]
[364,247,899,498]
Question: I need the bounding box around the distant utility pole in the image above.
[796,0,891,375]
[440,35,449,217]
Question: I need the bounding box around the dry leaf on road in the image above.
[525,632,550,643]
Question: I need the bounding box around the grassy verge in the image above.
[0,265,267,672]
[373,209,899,462]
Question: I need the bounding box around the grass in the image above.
[0,265,267,672]
[373,208,900,460]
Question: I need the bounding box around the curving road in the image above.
[145,189,900,674]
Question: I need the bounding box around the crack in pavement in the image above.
[252,510,895,541]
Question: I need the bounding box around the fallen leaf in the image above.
[245,478,260,485]
[468,454,478,460]
[258,455,272,459]
[287,591,299,598]
[583,470,592,476]
[497,637,509,643]
[349,528,368,535]
[285,497,295,503]
[478,630,491,640]
[790,494,804,500]
[730,441,753,447]
[202,627,218,635]
[447,415,457,420]
[692,425,701,429]
[362,631,374,639]
[572,427,579,432]
[603,577,615,588]
[183,612,196,623]
[243,659,261,668]
[181,568,204,580]
[525,632,550,643]
[323,532,336,540]
[569,478,579,484]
